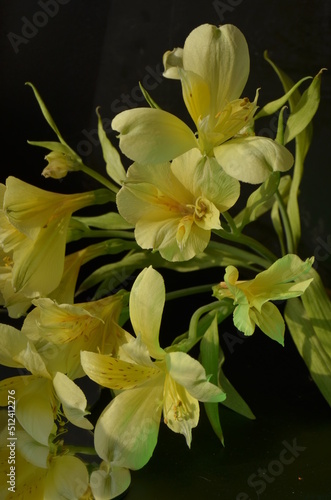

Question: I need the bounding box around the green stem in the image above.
[79,163,119,193]
[66,445,97,456]
[165,283,216,302]
[213,229,278,264]
[79,230,136,240]
[222,211,238,234]
[274,190,295,254]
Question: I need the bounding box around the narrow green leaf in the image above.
[72,212,134,230]
[200,314,225,444]
[284,69,325,144]
[218,346,256,420]
[25,82,66,144]
[139,82,161,109]
[285,298,331,407]
[96,107,127,185]
[234,171,280,230]
[300,267,331,357]
[255,75,312,119]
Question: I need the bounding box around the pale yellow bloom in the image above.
[42,150,79,179]
[0,177,106,298]
[81,267,226,470]
[112,24,293,184]
[117,148,240,261]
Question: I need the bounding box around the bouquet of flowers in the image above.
[0,23,329,499]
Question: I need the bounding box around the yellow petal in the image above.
[81,351,161,390]
[112,108,197,163]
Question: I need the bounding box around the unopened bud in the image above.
[42,151,78,179]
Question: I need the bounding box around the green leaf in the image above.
[234,171,280,230]
[27,140,76,156]
[254,75,312,120]
[200,314,225,444]
[96,107,127,185]
[218,344,255,419]
[139,82,161,109]
[285,298,331,407]
[263,52,316,251]
[72,212,134,230]
[25,82,66,144]
[300,268,331,357]
[284,69,325,144]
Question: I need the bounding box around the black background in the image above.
[1,1,331,499]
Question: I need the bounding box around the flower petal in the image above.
[94,380,164,469]
[81,350,161,389]
[90,465,131,500]
[182,24,250,110]
[112,108,197,163]
[214,136,294,184]
[250,302,285,345]
[45,455,89,500]
[165,352,226,402]
[130,267,166,359]
[16,429,49,469]
[163,374,199,447]
[53,372,93,430]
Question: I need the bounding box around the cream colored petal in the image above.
[183,24,250,110]
[163,47,183,79]
[165,352,226,402]
[81,350,161,390]
[129,267,166,359]
[112,108,197,163]
[16,383,54,446]
[94,379,164,469]
[214,136,294,184]
[90,465,131,500]
[53,372,93,430]
[16,429,49,469]
[45,455,89,500]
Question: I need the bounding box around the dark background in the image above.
[1,1,331,499]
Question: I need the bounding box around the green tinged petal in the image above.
[250,302,285,345]
[94,381,163,469]
[112,108,197,163]
[214,136,294,184]
[45,455,89,500]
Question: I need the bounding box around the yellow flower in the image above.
[81,267,226,470]
[213,254,314,344]
[117,148,240,261]
[112,24,293,184]
[22,292,128,380]
[0,177,108,298]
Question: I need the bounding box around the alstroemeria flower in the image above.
[81,267,226,470]
[112,24,293,184]
[213,254,314,344]
[0,177,110,298]
[22,293,129,379]
[117,148,240,261]
[0,323,93,445]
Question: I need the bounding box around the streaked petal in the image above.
[112,108,197,163]
[129,267,166,359]
[163,374,199,447]
[214,136,294,184]
[94,380,164,469]
[81,350,161,389]
[233,303,255,336]
[179,69,211,125]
